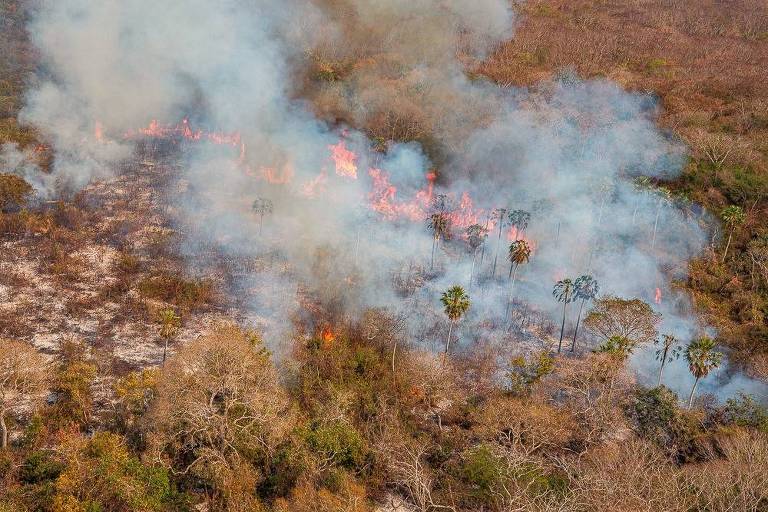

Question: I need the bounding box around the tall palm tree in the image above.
[465,224,488,290]
[491,207,508,277]
[252,197,274,235]
[684,336,723,408]
[720,205,746,262]
[508,209,531,238]
[158,307,181,366]
[427,212,451,270]
[570,275,599,352]
[441,286,470,357]
[553,279,576,353]
[505,240,531,320]
[654,334,681,386]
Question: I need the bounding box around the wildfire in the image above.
[94,121,104,142]
[320,327,335,348]
[125,118,241,147]
[654,287,662,305]
[329,141,358,179]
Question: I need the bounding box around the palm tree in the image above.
[654,334,681,386]
[508,209,531,238]
[252,197,274,235]
[570,275,599,352]
[427,212,451,270]
[491,207,508,277]
[465,224,488,290]
[158,307,181,366]
[505,240,531,320]
[553,279,576,353]
[441,286,470,357]
[720,205,746,262]
[651,187,672,249]
[684,336,723,408]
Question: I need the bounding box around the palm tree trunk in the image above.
[259,212,264,235]
[492,223,503,277]
[558,301,568,353]
[570,298,585,352]
[688,376,700,408]
[722,228,733,263]
[657,345,670,386]
[430,235,437,270]
[651,200,662,249]
[505,264,519,321]
[469,248,477,291]
[445,319,455,356]
[0,410,7,450]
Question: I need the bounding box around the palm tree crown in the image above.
[466,224,488,251]
[508,209,531,234]
[553,278,576,304]
[574,275,599,301]
[441,286,470,321]
[685,336,723,380]
[508,240,531,266]
[428,212,451,240]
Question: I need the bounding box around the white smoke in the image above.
[17,0,764,401]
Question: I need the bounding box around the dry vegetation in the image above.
[0,1,767,511]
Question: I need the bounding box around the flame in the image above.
[94,121,104,142]
[301,169,328,197]
[126,118,241,147]
[320,327,335,348]
[654,287,662,305]
[261,164,295,184]
[329,141,358,179]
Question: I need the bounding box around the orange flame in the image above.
[320,327,335,348]
[654,287,662,305]
[94,121,104,142]
[329,141,358,179]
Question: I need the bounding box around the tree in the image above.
[147,324,292,508]
[465,223,488,290]
[441,286,470,357]
[684,336,723,408]
[427,212,451,271]
[553,279,576,353]
[505,240,531,320]
[427,194,453,271]
[584,297,660,348]
[654,334,681,386]
[570,275,599,352]
[720,205,746,262]
[252,197,274,235]
[507,209,531,238]
[491,207,508,277]
[157,308,181,366]
[0,340,47,449]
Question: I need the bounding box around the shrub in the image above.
[138,273,213,310]
[0,173,32,212]
[305,421,366,470]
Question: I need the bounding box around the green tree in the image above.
[157,308,181,366]
[684,336,723,408]
[252,197,274,235]
[720,205,746,262]
[427,194,453,271]
[553,278,575,353]
[441,285,470,357]
[465,223,488,290]
[654,334,681,386]
[505,240,531,320]
[570,275,599,352]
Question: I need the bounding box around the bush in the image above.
[305,421,366,470]
[138,273,213,310]
[0,173,32,212]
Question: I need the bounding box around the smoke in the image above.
[16,0,764,401]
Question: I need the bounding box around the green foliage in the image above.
[507,351,554,395]
[722,393,768,433]
[441,285,470,321]
[595,335,635,359]
[685,336,723,380]
[462,445,505,497]
[305,421,366,471]
[19,451,64,484]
